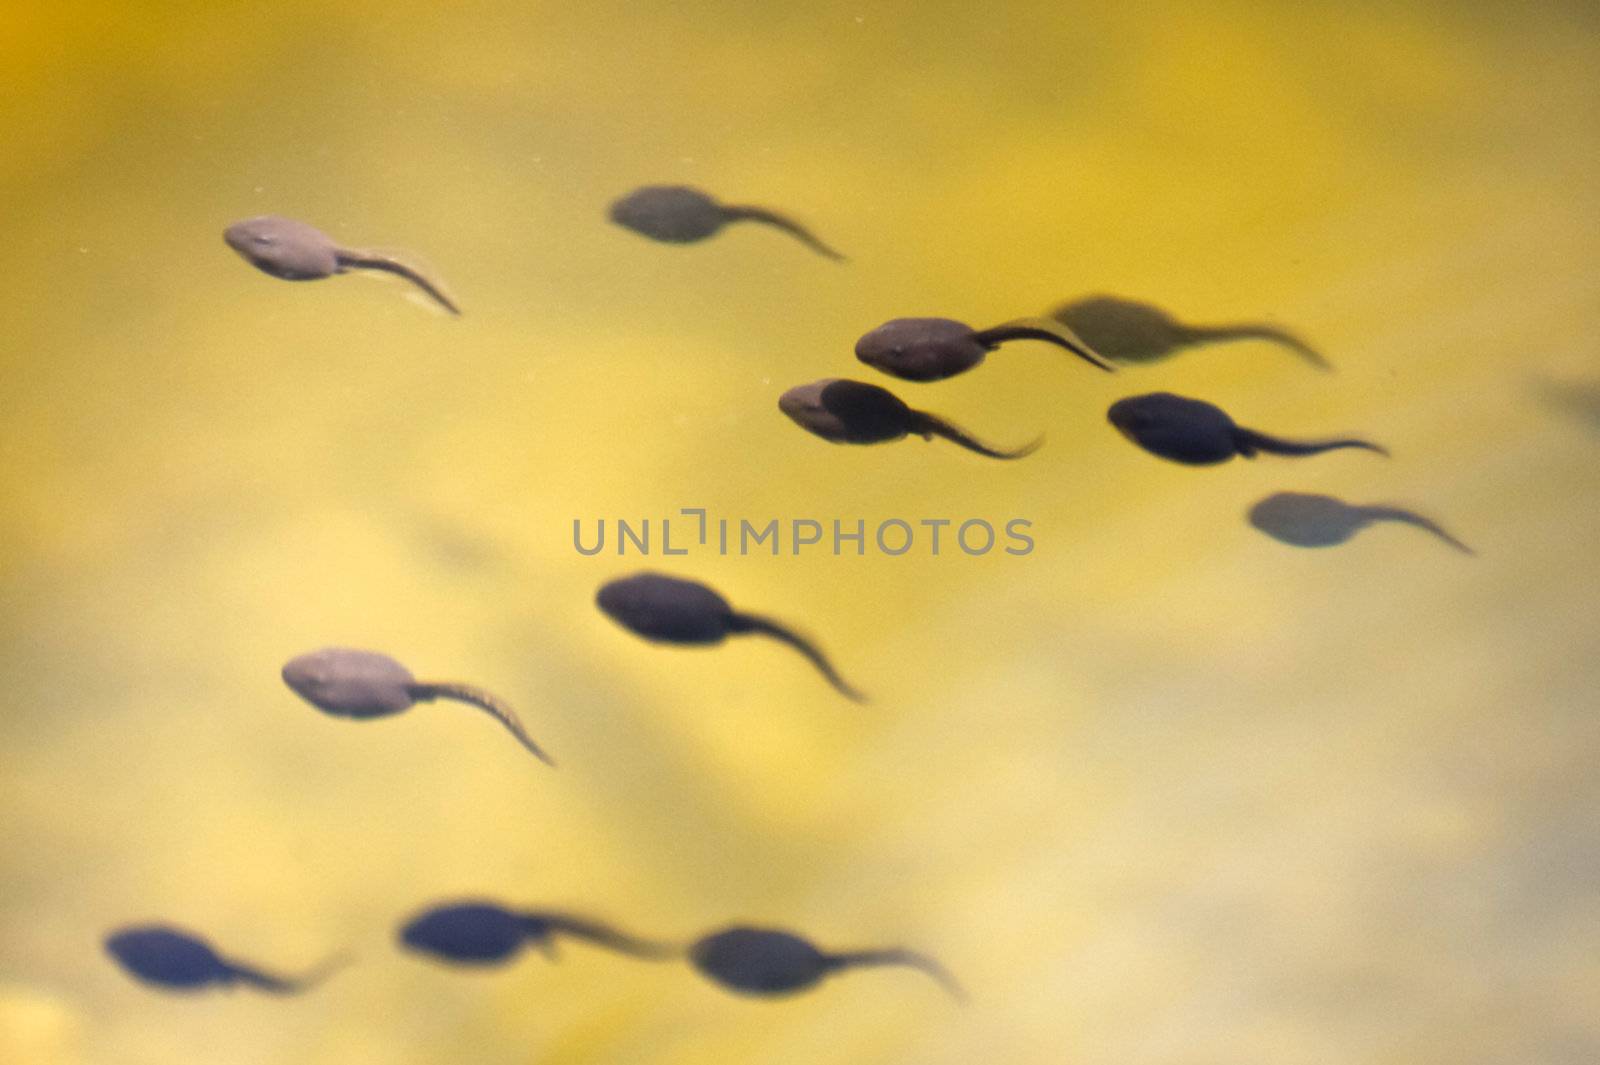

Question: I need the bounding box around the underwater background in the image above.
[2,1,1598,1062]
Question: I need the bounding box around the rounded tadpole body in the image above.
[281,648,553,765]
[779,378,1041,460]
[596,572,865,701]
[399,901,676,967]
[854,316,1111,382]
[1107,392,1386,466]
[1050,294,1329,369]
[1248,492,1474,554]
[607,185,845,261]
[223,215,460,315]
[689,926,964,1001]
[104,925,334,994]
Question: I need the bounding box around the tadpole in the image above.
[223,215,460,314]
[1050,294,1328,369]
[281,648,553,765]
[104,925,341,994]
[1247,492,1473,554]
[399,901,676,966]
[608,185,844,261]
[689,926,963,1001]
[1107,392,1385,465]
[780,378,1041,460]
[855,316,1111,381]
[595,572,865,701]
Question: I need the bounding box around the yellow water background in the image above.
[2,2,1597,1063]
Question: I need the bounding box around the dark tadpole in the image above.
[607,185,844,261]
[689,926,964,1001]
[855,316,1112,382]
[1107,392,1386,466]
[399,901,677,967]
[1248,492,1474,554]
[780,378,1041,460]
[1050,294,1329,369]
[223,215,460,315]
[281,647,553,765]
[104,925,341,994]
[596,572,865,701]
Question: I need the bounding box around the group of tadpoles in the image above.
[103,182,1470,1012]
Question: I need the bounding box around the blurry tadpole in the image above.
[1049,294,1329,369]
[1248,492,1474,554]
[104,925,345,994]
[223,215,460,315]
[1532,377,1600,432]
[689,926,964,1001]
[281,648,554,765]
[596,572,866,701]
[780,378,1042,460]
[399,901,677,967]
[855,316,1111,381]
[1107,392,1385,466]
[608,185,845,261]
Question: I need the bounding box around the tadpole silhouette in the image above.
[399,901,677,967]
[1533,377,1600,432]
[854,316,1112,382]
[689,926,964,1001]
[596,572,865,701]
[223,215,461,315]
[104,925,340,994]
[1107,392,1386,465]
[608,185,844,261]
[1247,492,1473,554]
[281,648,553,765]
[780,378,1041,460]
[1050,294,1329,369]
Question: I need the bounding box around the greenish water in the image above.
[2,3,1598,1063]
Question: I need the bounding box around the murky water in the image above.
[2,3,1597,1063]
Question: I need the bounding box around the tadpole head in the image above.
[779,379,850,440]
[1106,395,1156,440]
[854,318,982,381]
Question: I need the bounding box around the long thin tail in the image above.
[914,412,1042,460]
[829,949,967,1002]
[1235,428,1387,458]
[726,613,866,702]
[721,205,846,261]
[535,913,683,961]
[229,953,350,994]
[970,317,1114,372]
[338,253,462,315]
[1187,322,1330,370]
[1360,506,1476,555]
[410,682,556,766]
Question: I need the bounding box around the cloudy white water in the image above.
[2,2,1597,1063]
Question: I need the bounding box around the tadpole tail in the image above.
[338,253,462,315]
[1188,322,1331,370]
[970,317,1114,372]
[410,682,556,766]
[1235,428,1388,459]
[229,952,350,994]
[726,613,867,702]
[914,412,1043,460]
[721,205,847,262]
[829,949,967,1002]
[1360,506,1476,555]
[535,913,683,961]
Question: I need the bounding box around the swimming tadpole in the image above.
[1247,492,1474,554]
[854,316,1112,382]
[595,572,865,702]
[223,215,461,315]
[607,185,845,261]
[1050,294,1329,369]
[399,901,678,967]
[689,926,964,1001]
[281,648,554,765]
[1107,392,1386,465]
[780,378,1041,460]
[104,924,344,994]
